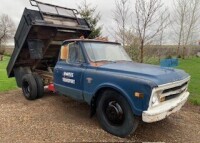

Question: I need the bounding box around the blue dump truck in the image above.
[7,0,190,137]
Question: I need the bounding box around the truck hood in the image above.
[98,62,190,86]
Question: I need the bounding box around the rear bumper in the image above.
[142,91,189,123]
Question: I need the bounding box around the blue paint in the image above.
[54,61,85,101]
[54,41,190,116]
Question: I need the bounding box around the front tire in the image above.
[97,90,139,138]
[22,74,37,100]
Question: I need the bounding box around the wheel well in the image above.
[90,87,122,117]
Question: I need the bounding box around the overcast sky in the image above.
[0,0,116,26]
[0,0,172,44]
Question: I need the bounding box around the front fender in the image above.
[83,68,154,116]
[92,83,141,116]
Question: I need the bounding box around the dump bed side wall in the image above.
[7,8,91,78]
[7,8,34,77]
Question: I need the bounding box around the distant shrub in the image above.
[4,52,11,57]
[0,48,5,55]
[177,55,182,58]
[165,55,172,59]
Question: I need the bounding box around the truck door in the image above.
[54,42,85,101]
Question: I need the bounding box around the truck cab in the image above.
[54,39,131,101]
[53,39,190,137]
[7,0,190,138]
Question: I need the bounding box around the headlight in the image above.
[151,94,159,107]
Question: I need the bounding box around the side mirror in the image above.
[60,45,69,60]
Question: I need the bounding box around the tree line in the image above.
[112,0,200,62]
[79,0,200,62]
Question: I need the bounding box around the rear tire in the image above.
[33,74,44,98]
[97,90,139,138]
[22,74,37,100]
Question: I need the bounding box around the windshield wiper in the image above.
[95,60,115,63]
[115,60,132,62]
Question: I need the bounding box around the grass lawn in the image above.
[178,57,200,105]
[0,56,17,92]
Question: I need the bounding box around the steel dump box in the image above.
[7,0,91,77]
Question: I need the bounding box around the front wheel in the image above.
[97,90,139,138]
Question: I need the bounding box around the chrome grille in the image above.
[159,81,189,102]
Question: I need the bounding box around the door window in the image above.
[68,43,85,64]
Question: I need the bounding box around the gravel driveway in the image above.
[0,89,199,142]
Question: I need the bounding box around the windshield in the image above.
[84,42,132,62]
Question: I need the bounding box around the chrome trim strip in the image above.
[160,84,188,98]
[157,76,190,91]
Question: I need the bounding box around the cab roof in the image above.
[62,39,121,45]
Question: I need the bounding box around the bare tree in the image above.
[113,0,130,48]
[124,29,141,61]
[0,14,15,48]
[183,0,200,58]
[157,15,165,61]
[135,0,169,63]
[172,0,200,58]
[172,0,188,56]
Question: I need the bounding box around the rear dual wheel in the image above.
[22,74,44,100]
[33,74,44,98]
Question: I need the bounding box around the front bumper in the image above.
[142,91,189,123]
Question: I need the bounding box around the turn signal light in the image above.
[134,92,144,98]
[160,97,166,102]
